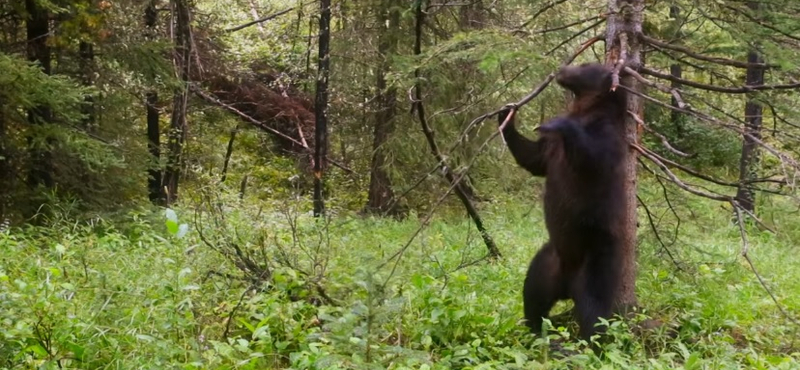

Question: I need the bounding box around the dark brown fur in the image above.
[499,63,629,341]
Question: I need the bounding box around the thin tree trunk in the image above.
[146,91,163,203]
[735,2,764,214]
[220,124,239,183]
[0,99,8,222]
[364,0,401,216]
[79,41,95,129]
[668,5,684,139]
[605,0,643,311]
[313,0,331,217]
[25,0,54,190]
[247,0,266,38]
[163,0,193,205]
[413,0,500,259]
[145,0,164,204]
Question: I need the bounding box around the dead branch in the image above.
[516,0,570,30]
[624,66,686,109]
[722,4,800,43]
[619,85,800,175]
[641,67,800,93]
[627,110,692,158]
[515,14,606,36]
[639,143,784,195]
[610,33,628,91]
[733,204,800,328]
[411,0,500,259]
[545,19,605,56]
[225,7,295,33]
[633,143,730,202]
[637,194,683,271]
[642,35,774,69]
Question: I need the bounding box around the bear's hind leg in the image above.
[523,242,566,334]
[572,251,618,341]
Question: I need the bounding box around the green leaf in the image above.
[166,219,179,235]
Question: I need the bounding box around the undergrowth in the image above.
[1,187,799,369]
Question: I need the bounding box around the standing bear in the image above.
[498,63,629,341]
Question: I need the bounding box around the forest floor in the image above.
[2,189,800,369]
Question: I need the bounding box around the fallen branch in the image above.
[410,0,501,259]
[192,85,354,174]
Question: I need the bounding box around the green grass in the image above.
[1,188,800,369]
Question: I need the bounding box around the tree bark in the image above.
[605,0,643,311]
[25,0,54,190]
[735,2,764,214]
[163,0,192,205]
[313,0,331,217]
[364,0,402,216]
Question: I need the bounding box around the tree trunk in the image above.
[458,0,484,31]
[605,0,643,311]
[163,0,192,205]
[0,99,8,222]
[220,124,239,183]
[79,41,95,129]
[247,0,266,38]
[313,0,331,217]
[735,2,764,214]
[146,91,163,203]
[25,0,54,190]
[364,0,402,216]
[668,5,684,140]
[145,0,164,204]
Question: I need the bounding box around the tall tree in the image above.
[313,0,331,217]
[0,97,8,222]
[364,0,401,216]
[734,1,764,214]
[145,0,164,204]
[605,0,643,310]
[668,4,685,139]
[163,0,192,204]
[25,0,54,191]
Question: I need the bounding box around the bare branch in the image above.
[627,110,692,158]
[641,67,800,93]
[637,194,683,271]
[610,33,628,91]
[225,7,295,33]
[733,204,800,328]
[545,20,605,56]
[642,35,774,69]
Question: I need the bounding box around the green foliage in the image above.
[2,186,799,368]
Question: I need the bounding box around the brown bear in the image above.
[499,63,629,341]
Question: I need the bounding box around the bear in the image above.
[498,62,629,341]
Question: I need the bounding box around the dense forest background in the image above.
[2,0,800,368]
